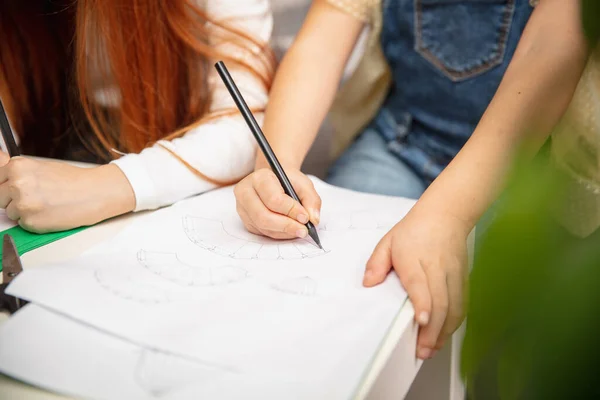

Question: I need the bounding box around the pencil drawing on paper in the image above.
[94,250,249,303]
[94,268,172,305]
[271,276,318,297]
[183,216,330,260]
[137,250,248,287]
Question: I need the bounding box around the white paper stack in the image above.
[0,179,412,399]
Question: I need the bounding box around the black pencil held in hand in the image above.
[214,61,322,249]
[0,97,20,157]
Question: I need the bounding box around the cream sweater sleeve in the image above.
[111,0,272,211]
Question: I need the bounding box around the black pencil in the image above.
[0,97,20,157]
[214,61,323,249]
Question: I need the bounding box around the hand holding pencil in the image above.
[235,167,322,240]
[0,95,135,232]
[215,61,323,248]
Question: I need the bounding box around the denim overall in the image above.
[327,0,535,199]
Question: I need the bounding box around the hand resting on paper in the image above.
[234,167,322,239]
[0,152,135,233]
[364,205,469,360]
[235,167,468,360]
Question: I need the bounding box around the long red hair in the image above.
[0,0,274,161]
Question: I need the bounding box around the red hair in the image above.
[0,0,274,160]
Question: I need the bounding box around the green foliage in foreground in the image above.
[461,5,600,398]
[582,0,600,46]
[461,153,600,399]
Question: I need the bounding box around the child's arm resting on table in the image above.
[234,0,365,239]
[364,0,591,359]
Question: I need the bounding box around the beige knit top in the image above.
[327,0,600,237]
[549,50,600,237]
[326,0,388,158]
[327,0,376,22]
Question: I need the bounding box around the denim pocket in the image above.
[414,0,516,81]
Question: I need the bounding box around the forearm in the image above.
[257,41,342,169]
[256,1,364,170]
[89,164,136,221]
[414,0,590,230]
[112,113,259,211]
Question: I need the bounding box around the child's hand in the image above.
[364,208,469,359]
[234,168,322,239]
[0,154,135,232]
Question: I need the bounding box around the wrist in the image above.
[254,153,304,172]
[86,164,136,222]
[254,154,270,171]
[409,200,474,237]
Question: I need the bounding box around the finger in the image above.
[294,177,322,224]
[0,151,9,167]
[237,204,292,239]
[257,228,303,240]
[363,234,393,287]
[0,181,12,209]
[235,179,258,232]
[5,201,19,221]
[0,156,26,187]
[391,256,432,328]
[0,163,9,185]
[242,188,307,239]
[417,266,448,359]
[236,206,262,236]
[238,206,297,240]
[438,262,467,348]
[254,172,309,224]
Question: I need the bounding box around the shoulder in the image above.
[201,0,272,42]
[202,0,271,19]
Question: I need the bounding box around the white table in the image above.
[0,204,468,400]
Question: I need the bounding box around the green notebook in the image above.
[0,226,87,272]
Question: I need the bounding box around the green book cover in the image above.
[0,226,87,271]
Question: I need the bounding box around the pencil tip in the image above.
[307,227,323,250]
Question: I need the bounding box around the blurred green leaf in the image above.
[497,330,533,400]
[462,147,600,399]
[582,0,600,45]
[461,3,600,398]
[461,152,565,387]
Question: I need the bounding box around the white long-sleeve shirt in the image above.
[111,0,272,211]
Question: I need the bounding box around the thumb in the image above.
[364,234,393,287]
[0,151,9,167]
[296,177,322,225]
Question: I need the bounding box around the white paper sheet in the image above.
[5,179,413,399]
[1,305,362,400]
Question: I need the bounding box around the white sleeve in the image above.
[111,0,272,211]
